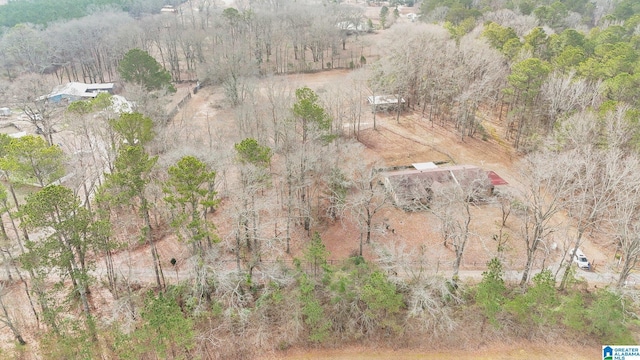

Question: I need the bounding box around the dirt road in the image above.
[258,343,599,360]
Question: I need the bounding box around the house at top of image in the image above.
[381,162,508,210]
[161,5,178,13]
[43,82,115,103]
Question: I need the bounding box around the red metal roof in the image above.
[487,171,508,186]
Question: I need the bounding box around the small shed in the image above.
[412,162,438,170]
[336,21,370,34]
[0,108,11,116]
[8,132,27,139]
[367,95,405,112]
[407,13,420,22]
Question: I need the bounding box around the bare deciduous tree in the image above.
[426,170,492,281]
[492,188,515,254]
[0,284,26,345]
[9,74,60,146]
[46,11,139,83]
[540,71,601,133]
[516,151,569,287]
[611,162,640,288]
[553,108,635,289]
[483,9,538,37]
[374,241,461,335]
[347,163,389,256]
[0,23,48,76]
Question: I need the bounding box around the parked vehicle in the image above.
[571,248,591,270]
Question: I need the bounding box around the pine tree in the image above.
[118,49,176,92]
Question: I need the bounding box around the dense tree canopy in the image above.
[0,0,122,27]
[0,135,65,187]
[0,0,173,28]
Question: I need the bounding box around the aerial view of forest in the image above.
[0,0,639,358]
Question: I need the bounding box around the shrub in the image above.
[298,274,332,342]
[588,290,635,344]
[560,292,587,331]
[506,270,558,327]
[475,258,506,326]
[361,271,404,330]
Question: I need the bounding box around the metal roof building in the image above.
[381,164,507,210]
[45,82,114,103]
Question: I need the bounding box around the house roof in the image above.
[382,165,504,209]
[367,95,406,106]
[161,5,178,12]
[47,82,114,99]
[382,165,486,180]
[8,131,26,139]
[86,83,114,90]
[412,162,438,170]
[487,171,508,185]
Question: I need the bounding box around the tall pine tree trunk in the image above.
[142,198,164,289]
